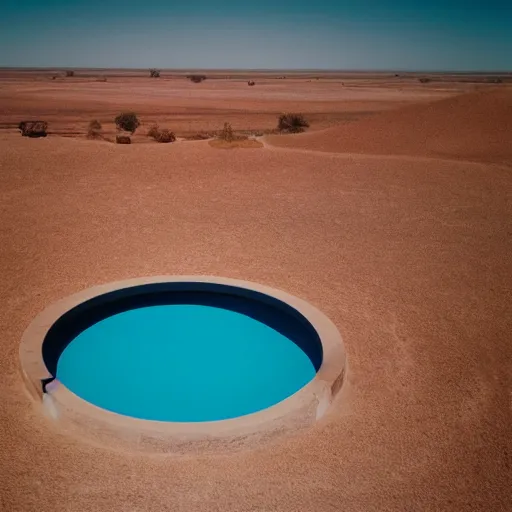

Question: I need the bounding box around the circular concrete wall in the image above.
[20,275,346,454]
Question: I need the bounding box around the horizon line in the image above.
[1,66,511,74]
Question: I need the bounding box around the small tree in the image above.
[115,112,140,134]
[150,69,161,78]
[65,70,74,77]
[219,122,235,142]
[87,119,102,139]
[277,113,309,133]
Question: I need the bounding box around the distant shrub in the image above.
[150,69,161,78]
[248,80,255,86]
[147,124,160,140]
[115,112,140,134]
[97,77,107,82]
[156,129,176,143]
[116,135,131,144]
[187,74,207,83]
[87,119,102,139]
[18,121,48,138]
[52,75,57,80]
[65,70,74,77]
[147,124,176,143]
[277,113,309,133]
[219,122,235,142]
[419,77,431,83]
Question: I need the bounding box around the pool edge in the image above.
[20,275,346,454]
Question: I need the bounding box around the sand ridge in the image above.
[266,88,512,165]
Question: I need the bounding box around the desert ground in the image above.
[0,70,511,511]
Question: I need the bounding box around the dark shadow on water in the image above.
[42,283,323,377]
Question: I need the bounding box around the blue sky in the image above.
[1,0,511,70]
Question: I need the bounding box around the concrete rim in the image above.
[20,275,346,453]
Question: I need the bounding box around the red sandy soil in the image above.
[0,71,473,138]
[266,88,512,165]
[0,78,511,512]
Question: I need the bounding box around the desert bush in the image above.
[219,122,235,142]
[87,119,102,139]
[96,77,107,82]
[52,75,57,80]
[155,129,176,143]
[147,124,176,143]
[187,74,206,83]
[248,80,255,86]
[116,135,131,144]
[115,112,140,134]
[18,121,48,138]
[147,124,160,139]
[65,70,74,77]
[150,69,161,78]
[419,77,431,83]
[277,113,309,133]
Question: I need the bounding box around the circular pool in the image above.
[20,276,346,453]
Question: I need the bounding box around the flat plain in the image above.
[1,69,511,512]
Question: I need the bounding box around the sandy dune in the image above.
[0,79,511,512]
[266,88,512,164]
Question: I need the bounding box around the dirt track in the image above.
[0,77,511,511]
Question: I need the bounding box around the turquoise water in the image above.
[56,304,316,421]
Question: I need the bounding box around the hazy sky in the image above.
[1,0,511,70]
